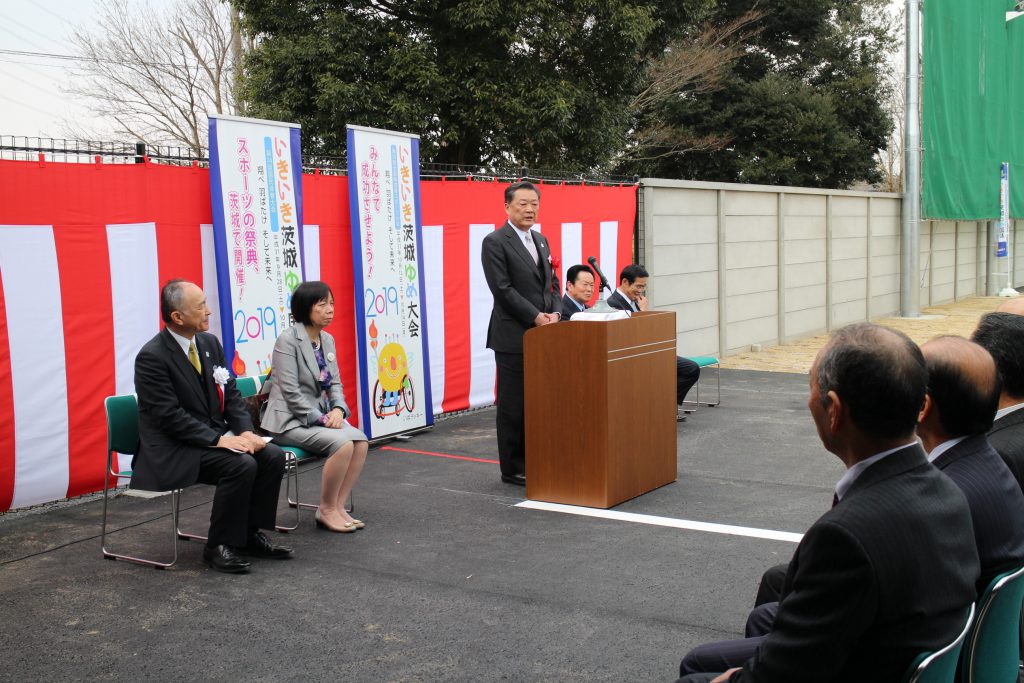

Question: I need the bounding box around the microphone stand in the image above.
[587,257,617,313]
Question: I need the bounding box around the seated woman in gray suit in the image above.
[261,281,368,533]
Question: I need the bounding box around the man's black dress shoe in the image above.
[202,544,251,573]
[241,531,294,559]
[501,473,526,486]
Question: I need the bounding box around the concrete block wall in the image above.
[639,178,1020,358]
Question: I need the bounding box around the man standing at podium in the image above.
[481,181,560,486]
[607,264,701,411]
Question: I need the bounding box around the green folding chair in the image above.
[236,375,300,531]
[961,565,1024,683]
[100,394,206,569]
[901,603,975,683]
[679,355,720,416]
[242,374,353,531]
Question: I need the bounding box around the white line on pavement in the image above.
[515,500,804,543]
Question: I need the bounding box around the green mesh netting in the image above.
[923,0,1024,219]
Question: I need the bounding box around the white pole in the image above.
[901,0,922,316]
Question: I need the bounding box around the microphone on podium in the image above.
[587,256,612,293]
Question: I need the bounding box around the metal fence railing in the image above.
[0,136,637,185]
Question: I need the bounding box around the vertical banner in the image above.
[347,125,433,439]
[209,114,303,378]
[998,162,1010,258]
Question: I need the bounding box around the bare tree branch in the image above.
[616,9,763,165]
[61,0,238,153]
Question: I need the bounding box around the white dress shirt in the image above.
[167,328,197,358]
[834,441,918,502]
[995,403,1024,421]
[514,226,539,264]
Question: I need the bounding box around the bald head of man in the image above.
[809,323,927,464]
[917,336,1001,451]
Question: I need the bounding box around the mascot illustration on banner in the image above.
[368,320,416,419]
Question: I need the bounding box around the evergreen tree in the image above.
[626,0,895,188]
[236,0,712,169]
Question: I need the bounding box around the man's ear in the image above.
[826,390,843,433]
[917,393,933,426]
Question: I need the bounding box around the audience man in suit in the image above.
[916,336,1024,593]
[480,181,560,486]
[684,333,1023,676]
[677,323,979,683]
[130,279,292,573]
[972,312,1024,492]
[606,264,700,408]
[561,264,595,319]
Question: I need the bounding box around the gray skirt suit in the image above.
[261,324,366,455]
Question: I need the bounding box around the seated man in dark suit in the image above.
[130,279,292,574]
[972,312,1024,492]
[606,264,700,410]
[677,323,979,683]
[685,333,1023,676]
[560,264,595,319]
[917,335,1024,592]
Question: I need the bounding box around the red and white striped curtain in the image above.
[0,160,636,511]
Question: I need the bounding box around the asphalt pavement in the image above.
[0,369,844,682]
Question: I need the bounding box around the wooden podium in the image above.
[523,311,677,508]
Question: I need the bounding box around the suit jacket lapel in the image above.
[293,324,321,385]
[503,223,543,281]
[535,232,550,288]
[160,328,208,408]
[195,334,221,416]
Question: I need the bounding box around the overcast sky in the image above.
[0,0,906,140]
[0,0,175,138]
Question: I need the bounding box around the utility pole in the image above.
[900,0,921,317]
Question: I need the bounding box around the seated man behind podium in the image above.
[677,323,979,683]
[606,264,700,407]
[561,264,595,319]
[130,279,292,574]
[972,312,1024,492]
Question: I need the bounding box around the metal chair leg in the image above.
[100,471,180,568]
[175,489,207,543]
[276,451,300,532]
[285,456,353,513]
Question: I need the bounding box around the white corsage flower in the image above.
[212,366,230,387]
[327,352,336,362]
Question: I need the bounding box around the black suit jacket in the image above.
[560,293,587,319]
[732,445,979,683]
[130,328,253,491]
[988,407,1024,493]
[481,222,559,354]
[931,434,1024,595]
[605,290,635,312]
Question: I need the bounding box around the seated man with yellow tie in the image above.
[130,279,292,574]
